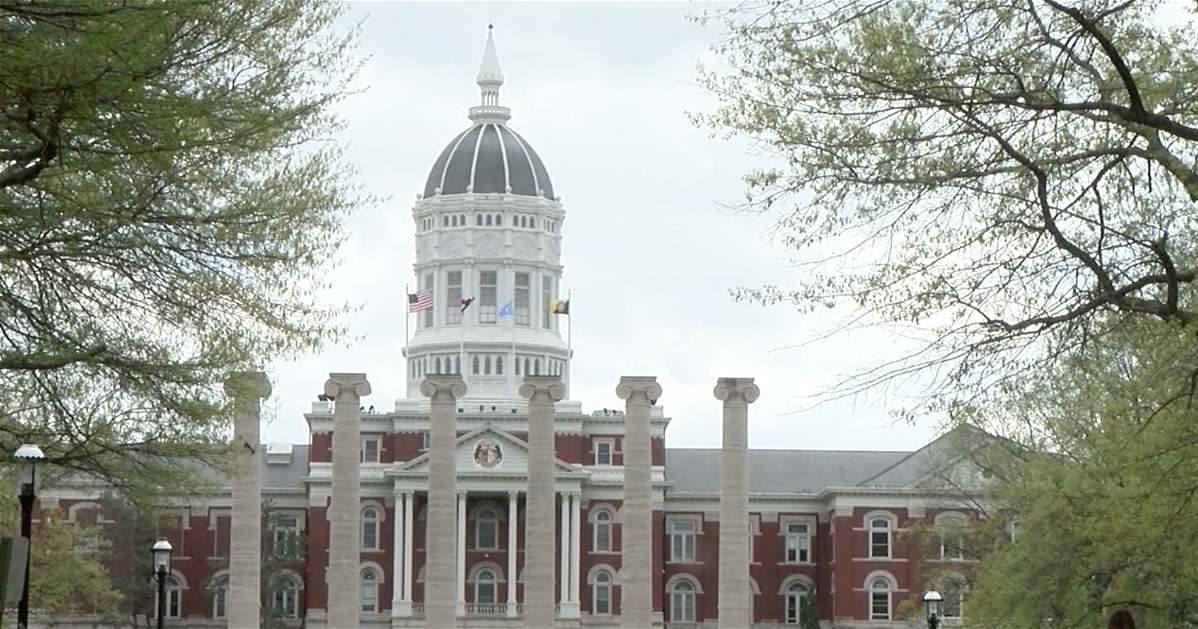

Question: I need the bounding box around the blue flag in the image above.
[498,299,513,318]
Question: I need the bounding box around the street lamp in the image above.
[14,443,45,629]
[924,590,945,629]
[152,538,173,629]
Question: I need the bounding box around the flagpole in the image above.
[509,315,517,397]
[403,283,410,379]
[565,289,572,398]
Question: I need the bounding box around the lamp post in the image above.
[924,590,944,629]
[152,538,173,629]
[14,443,45,629]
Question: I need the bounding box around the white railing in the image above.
[411,602,425,617]
[463,602,508,616]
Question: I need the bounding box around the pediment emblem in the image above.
[473,440,503,469]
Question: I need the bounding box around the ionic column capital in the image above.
[518,376,566,403]
[224,371,272,401]
[420,374,467,400]
[508,490,520,499]
[713,377,760,405]
[615,376,662,404]
[324,372,372,399]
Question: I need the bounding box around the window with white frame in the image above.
[594,439,613,466]
[360,567,380,612]
[475,507,499,550]
[784,580,810,624]
[669,579,696,622]
[514,272,531,325]
[593,508,614,552]
[869,576,892,620]
[669,518,697,563]
[784,521,811,563]
[272,515,299,556]
[474,568,498,604]
[447,270,463,325]
[938,516,967,560]
[361,506,380,550]
[361,437,380,464]
[156,575,182,618]
[541,275,553,329]
[420,272,434,328]
[592,569,613,615]
[868,516,892,558]
[942,575,967,618]
[421,431,430,450]
[271,574,300,618]
[479,270,498,323]
[211,574,228,618]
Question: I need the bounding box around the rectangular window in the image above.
[785,522,810,563]
[869,517,892,558]
[594,439,613,466]
[420,431,430,451]
[542,275,553,329]
[515,272,531,325]
[595,584,611,615]
[447,271,463,325]
[273,515,299,556]
[421,273,434,328]
[871,591,890,620]
[479,270,498,323]
[361,438,380,464]
[669,519,697,562]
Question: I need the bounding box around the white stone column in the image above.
[507,490,519,618]
[403,491,415,604]
[420,375,466,629]
[519,375,565,629]
[570,490,582,606]
[715,377,760,629]
[225,372,271,629]
[324,373,371,629]
[457,490,468,614]
[392,490,414,617]
[558,493,570,605]
[617,376,662,629]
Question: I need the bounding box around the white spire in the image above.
[469,24,511,124]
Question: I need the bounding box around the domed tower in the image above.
[403,26,570,403]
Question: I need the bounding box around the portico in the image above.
[387,424,588,620]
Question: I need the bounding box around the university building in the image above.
[37,28,978,629]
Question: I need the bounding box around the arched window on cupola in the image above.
[533,358,541,375]
[442,215,449,227]
[494,214,502,226]
[472,355,480,375]
[484,356,492,375]
[434,357,442,374]
[524,358,531,375]
[453,355,461,375]
[485,215,493,226]
[495,357,504,375]
[476,214,483,226]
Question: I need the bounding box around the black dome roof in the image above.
[423,123,554,200]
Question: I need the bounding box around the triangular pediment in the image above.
[389,423,583,477]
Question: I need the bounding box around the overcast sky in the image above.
[260,1,943,452]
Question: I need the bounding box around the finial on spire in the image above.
[469,24,511,124]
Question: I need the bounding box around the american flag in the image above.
[408,290,433,313]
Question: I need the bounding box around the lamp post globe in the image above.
[13,443,45,629]
[152,538,173,629]
[924,590,944,629]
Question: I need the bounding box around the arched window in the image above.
[669,579,696,623]
[533,358,541,375]
[495,214,502,226]
[474,568,497,604]
[593,509,613,552]
[472,355,481,375]
[271,574,300,618]
[442,215,449,227]
[361,506,380,550]
[452,215,459,227]
[869,576,892,620]
[592,570,613,615]
[211,574,229,618]
[434,356,442,374]
[475,507,498,550]
[484,356,492,375]
[523,357,531,375]
[360,567,380,613]
[868,516,893,558]
[452,355,460,374]
[496,356,504,375]
[157,575,182,618]
[784,580,810,624]
[476,214,484,226]
[485,215,493,226]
